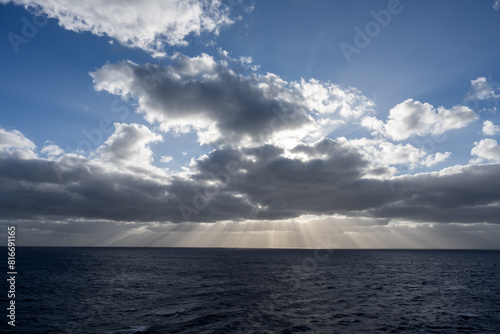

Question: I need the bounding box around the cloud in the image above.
[0,125,176,222]
[370,164,500,224]
[0,54,498,235]
[93,123,163,171]
[41,143,64,158]
[361,116,384,134]
[362,99,478,141]
[471,138,500,163]
[1,126,500,228]
[0,127,36,159]
[494,0,500,11]
[421,152,451,167]
[187,139,392,219]
[294,78,375,119]
[90,53,375,147]
[482,120,500,136]
[469,76,499,100]
[2,0,234,56]
[189,140,499,224]
[160,156,173,163]
[346,137,451,170]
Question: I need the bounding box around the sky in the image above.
[1,0,500,248]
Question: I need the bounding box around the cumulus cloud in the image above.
[471,138,500,163]
[90,53,375,147]
[346,138,450,171]
[94,123,163,170]
[469,76,499,100]
[2,0,234,56]
[421,152,451,167]
[160,156,173,163]
[0,124,178,221]
[362,99,478,141]
[0,127,37,159]
[482,120,500,136]
[41,143,64,158]
[294,78,375,119]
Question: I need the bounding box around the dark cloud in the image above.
[1,128,500,226]
[91,56,314,146]
[90,53,375,147]
[188,145,500,223]
[370,164,500,224]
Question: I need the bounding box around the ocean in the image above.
[2,248,500,333]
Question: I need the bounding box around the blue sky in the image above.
[1,0,500,248]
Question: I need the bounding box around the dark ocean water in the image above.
[1,248,500,333]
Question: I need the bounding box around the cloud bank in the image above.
[1,123,499,226]
[0,53,498,247]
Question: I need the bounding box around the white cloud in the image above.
[3,0,233,56]
[363,99,477,141]
[93,123,163,174]
[0,127,36,159]
[294,78,375,119]
[433,105,478,134]
[345,137,450,171]
[471,138,500,162]
[360,140,425,167]
[494,0,500,11]
[469,77,499,100]
[160,156,173,163]
[384,99,438,140]
[41,143,64,158]
[171,52,217,76]
[361,116,384,134]
[421,152,451,167]
[482,120,500,136]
